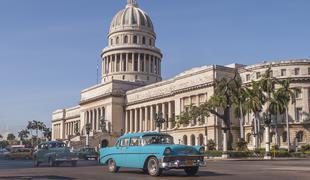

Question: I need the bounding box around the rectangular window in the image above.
[246,74,250,81]
[281,69,286,76]
[295,68,300,75]
[129,137,141,146]
[296,108,302,122]
[295,88,302,99]
[256,72,261,79]
[120,138,129,147]
[308,67,310,75]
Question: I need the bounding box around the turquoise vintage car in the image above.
[99,132,205,176]
[33,141,79,167]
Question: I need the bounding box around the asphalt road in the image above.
[0,159,310,180]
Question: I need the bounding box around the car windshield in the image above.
[84,148,95,152]
[48,142,66,148]
[143,135,174,145]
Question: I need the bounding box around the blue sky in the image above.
[0,0,310,134]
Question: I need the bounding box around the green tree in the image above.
[0,134,3,139]
[43,127,52,141]
[269,89,286,145]
[277,79,295,152]
[244,80,265,148]
[0,141,9,148]
[18,129,30,144]
[7,133,16,141]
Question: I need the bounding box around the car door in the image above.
[127,137,144,168]
[115,138,130,167]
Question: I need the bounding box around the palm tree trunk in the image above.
[275,111,279,146]
[256,115,261,148]
[222,129,228,158]
[286,108,290,152]
[239,104,244,139]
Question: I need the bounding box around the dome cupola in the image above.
[109,0,154,34]
[101,0,162,85]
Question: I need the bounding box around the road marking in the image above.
[269,167,310,172]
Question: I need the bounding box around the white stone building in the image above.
[52,0,310,149]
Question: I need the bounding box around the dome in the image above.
[109,0,154,33]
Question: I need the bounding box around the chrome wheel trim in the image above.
[108,159,115,171]
[148,159,157,175]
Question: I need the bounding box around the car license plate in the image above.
[186,160,193,166]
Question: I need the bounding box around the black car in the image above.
[76,147,98,160]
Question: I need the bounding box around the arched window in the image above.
[282,131,287,142]
[122,75,125,80]
[296,131,304,142]
[149,39,152,46]
[116,37,119,44]
[110,38,113,46]
[124,36,128,44]
[133,35,137,44]
[142,36,146,44]
[190,134,195,146]
[198,134,204,146]
[183,135,188,145]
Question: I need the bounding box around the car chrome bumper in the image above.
[55,157,79,161]
[160,159,206,169]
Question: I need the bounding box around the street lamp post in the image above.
[263,113,272,160]
[85,123,92,147]
[154,112,166,132]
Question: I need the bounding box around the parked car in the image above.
[99,132,206,176]
[5,148,32,160]
[32,141,79,167]
[76,147,98,160]
[0,148,10,159]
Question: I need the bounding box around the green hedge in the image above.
[205,150,223,157]
[204,150,310,158]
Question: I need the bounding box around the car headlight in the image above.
[164,148,172,156]
[199,147,205,154]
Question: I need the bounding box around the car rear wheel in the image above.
[33,158,40,167]
[184,166,199,176]
[48,158,55,167]
[147,157,162,176]
[107,159,119,173]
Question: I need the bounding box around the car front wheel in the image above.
[107,159,119,173]
[147,157,162,176]
[184,166,199,176]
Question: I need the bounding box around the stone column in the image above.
[168,101,172,129]
[162,102,167,131]
[132,53,135,72]
[135,109,139,132]
[156,104,160,132]
[145,107,148,131]
[138,53,141,72]
[125,110,128,133]
[140,107,143,132]
[150,105,154,131]
[131,109,135,132]
[126,53,129,72]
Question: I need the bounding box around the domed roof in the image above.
[109,0,154,33]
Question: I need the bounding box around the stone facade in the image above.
[52,0,310,150]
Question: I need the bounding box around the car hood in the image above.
[145,144,200,156]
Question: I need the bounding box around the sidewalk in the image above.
[205,156,310,161]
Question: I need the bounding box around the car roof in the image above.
[119,132,170,139]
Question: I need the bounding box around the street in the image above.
[0,159,310,180]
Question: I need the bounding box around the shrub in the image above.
[236,138,248,151]
[301,144,310,153]
[228,151,253,158]
[271,144,279,151]
[205,150,222,157]
[274,150,290,157]
[206,139,216,151]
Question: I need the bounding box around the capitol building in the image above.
[52,0,310,150]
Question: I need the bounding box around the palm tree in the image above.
[231,71,248,139]
[43,127,52,141]
[244,81,265,148]
[18,129,30,145]
[278,79,295,152]
[269,89,286,146]
[27,121,35,146]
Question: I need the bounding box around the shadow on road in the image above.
[0,175,75,180]
[118,170,230,177]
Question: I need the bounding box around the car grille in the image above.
[163,156,204,162]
